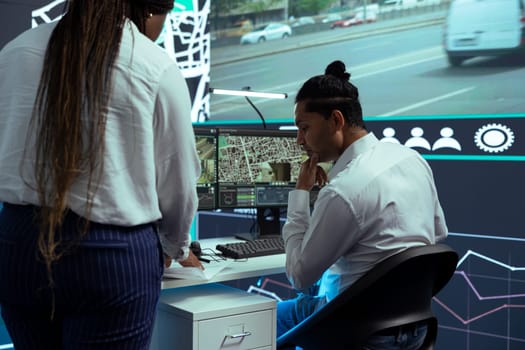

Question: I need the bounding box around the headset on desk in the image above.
[190,241,227,263]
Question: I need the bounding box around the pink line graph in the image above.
[454,270,525,300]
[433,297,525,325]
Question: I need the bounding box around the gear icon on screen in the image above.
[474,123,515,153]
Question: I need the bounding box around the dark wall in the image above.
[0,0,65,49]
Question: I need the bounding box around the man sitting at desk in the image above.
[278,60,448,349]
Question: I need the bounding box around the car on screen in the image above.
[240,23,292,44]
[331,15,357,28]
[330,11,377,28]
[444,0,525,66]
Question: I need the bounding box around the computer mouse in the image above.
[190,241,201,257]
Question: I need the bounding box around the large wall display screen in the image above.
[209,1,525,124]
[364,115,525,350]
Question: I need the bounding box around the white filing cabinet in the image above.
[151,283,277,350]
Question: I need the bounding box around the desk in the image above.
[161,237,286,289]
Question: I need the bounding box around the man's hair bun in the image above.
[325,60,351,81]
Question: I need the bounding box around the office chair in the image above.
[276,243,458,350]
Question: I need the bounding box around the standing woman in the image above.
[0,0,201,349]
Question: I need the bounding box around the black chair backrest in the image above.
[277,243,458,350]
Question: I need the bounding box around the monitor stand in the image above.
[235,207,282,241]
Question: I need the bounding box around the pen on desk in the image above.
[198,257,210,263]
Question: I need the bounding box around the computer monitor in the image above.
[193,126,218,210]
[216,127,330,239]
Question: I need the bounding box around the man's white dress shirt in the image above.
[283,133,448,301]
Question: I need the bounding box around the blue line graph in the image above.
[457,250,525,271]
[449,232,525,243]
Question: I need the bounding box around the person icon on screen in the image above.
[432,127,461,151]
[404,127,431,150]
[379,127,400,144]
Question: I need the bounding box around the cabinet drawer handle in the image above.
[226,331,252,339]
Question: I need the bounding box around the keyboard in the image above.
[216,237,285,259]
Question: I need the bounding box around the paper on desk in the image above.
[163,259,232,280]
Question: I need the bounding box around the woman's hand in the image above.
[178,250,204,270]
[164,254,172,268]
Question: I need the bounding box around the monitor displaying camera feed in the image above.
[194,127,218,210]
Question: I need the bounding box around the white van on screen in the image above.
[443,0,525,66]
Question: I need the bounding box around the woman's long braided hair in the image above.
[29,0,174,316]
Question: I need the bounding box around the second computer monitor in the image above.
[194,126,218,210]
